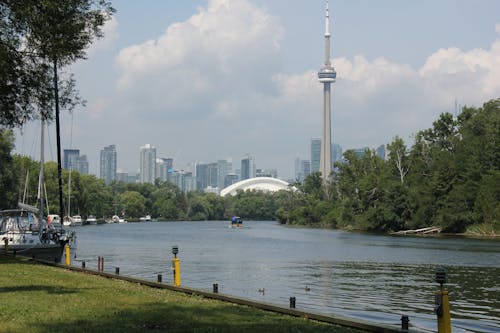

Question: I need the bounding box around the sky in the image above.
[14,0,500,180]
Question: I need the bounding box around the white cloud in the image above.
[115,0,284,115]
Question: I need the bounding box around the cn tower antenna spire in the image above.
[325,0,330,37]
[318,0,336,182]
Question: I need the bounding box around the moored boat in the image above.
[139,215,151,222]
[1,204,75,262]
[85,215,97,225]
[63,216,72,227]
[2,114,76,262]
[71,215,83,226]
[48,214,61,228]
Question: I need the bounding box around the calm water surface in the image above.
[71,221,500,333]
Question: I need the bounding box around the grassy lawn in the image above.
[0,256,360,333]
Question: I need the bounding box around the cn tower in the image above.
[317,0,336,181]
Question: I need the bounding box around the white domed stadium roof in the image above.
[220,177,291,197]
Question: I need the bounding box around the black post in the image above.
[289,297,296,309]
[401,315,409,330]
[115,267,120,275]
[82,260,86,269]
[213,283,218,293]
[157,274,162,283]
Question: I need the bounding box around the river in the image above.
[70,221,500,333]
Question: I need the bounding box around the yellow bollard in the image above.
[171,245,181,286]
[434,267,452,333]
[4,238,8,255]
[172,257,181,286]
[435,289,452,333]
[64,243,71,266]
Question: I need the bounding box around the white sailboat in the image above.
[0,117,75,262]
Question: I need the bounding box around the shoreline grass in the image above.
[0,255,361,333]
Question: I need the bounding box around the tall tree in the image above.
[1,0,114,218]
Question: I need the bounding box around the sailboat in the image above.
[0,116,75,262]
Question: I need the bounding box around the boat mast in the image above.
[67,111,74,220]
[37,116,45,222]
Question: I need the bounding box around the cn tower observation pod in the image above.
[220,177,293,197]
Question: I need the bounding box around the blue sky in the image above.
[14,0,500,180]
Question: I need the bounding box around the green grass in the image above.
[0,256,360,333]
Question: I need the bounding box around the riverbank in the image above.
[0,255,362,333]
[282,221,499,239]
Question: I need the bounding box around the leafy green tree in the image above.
[151,182,182,220]
[0,129,18,209]
[1,0,114,219]
[387,136,409,184]
[120,191,146,219]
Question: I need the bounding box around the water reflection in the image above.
[72,221,500,333]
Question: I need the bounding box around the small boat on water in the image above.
[48,214,61,228]
[111,215,127,224]
[63,215,72,227]
[139,215,151,222]
[85,215,97,225]
[71,215,83,226]
[230,216,243,228]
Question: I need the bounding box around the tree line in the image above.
[277,99,499,234]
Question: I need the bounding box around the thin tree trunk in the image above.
[53,58,64,230]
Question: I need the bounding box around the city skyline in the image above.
[64,139,374,185]
[13,0,500,179]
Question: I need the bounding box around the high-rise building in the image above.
[294,158,302,180]
[100,145,117,185]
[217,159,232,190]
[195,163,208,191]
[310,138,321,173]
[169,170,196,192]
[157,157,174,182]
[241,154,255,180]
[317,0,336,180]
[76,155,89,174]
[63,149,79,170]
[63,149,89,175]
[224,174,239,188]
[139,144,156,184]
[301,160,311,181]
[207,162,218,189]
[295,158,312,182]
